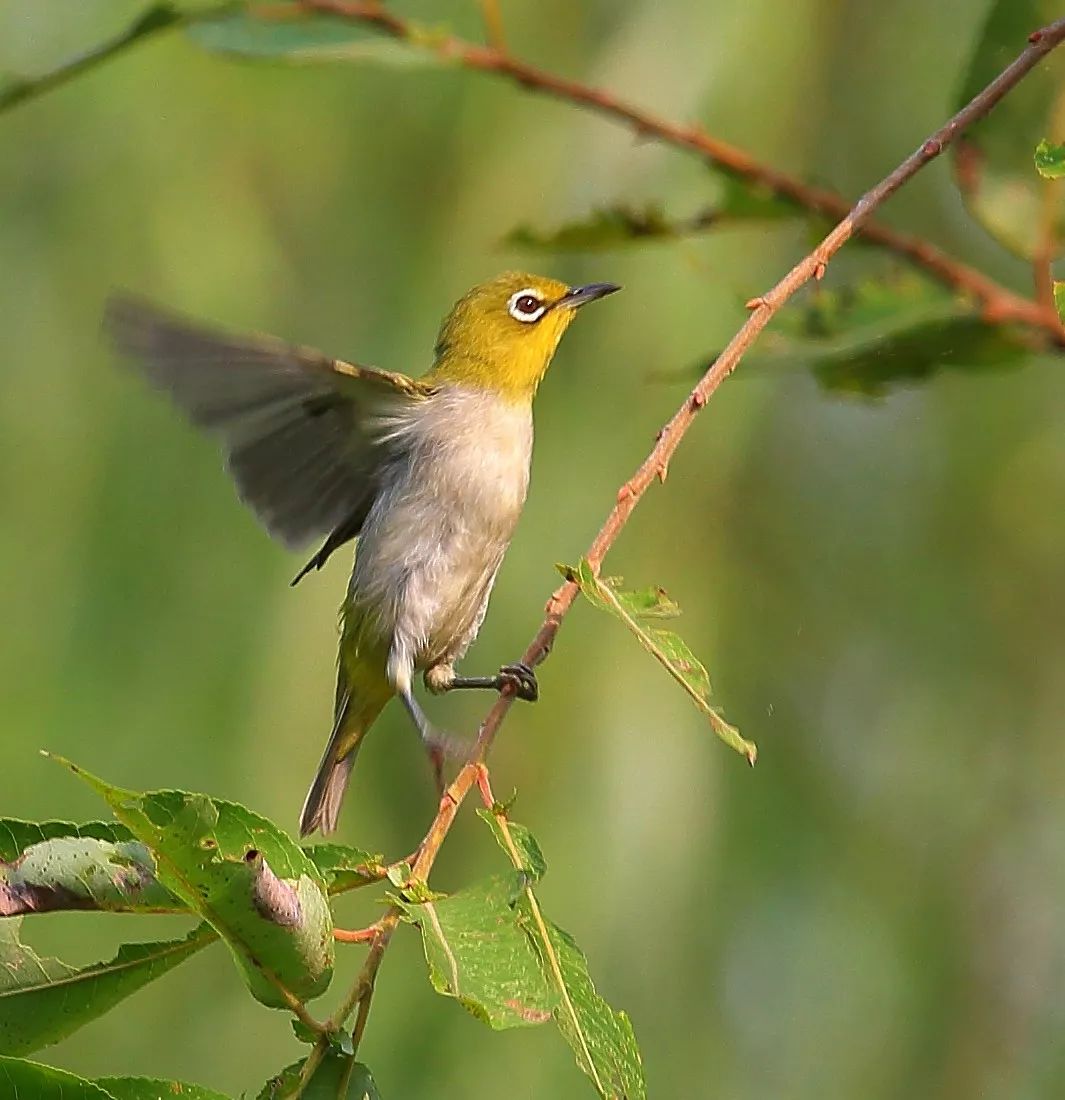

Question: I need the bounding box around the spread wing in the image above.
[105,294,432,581]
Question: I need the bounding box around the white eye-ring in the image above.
[508,288,547,324]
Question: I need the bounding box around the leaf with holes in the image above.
[187,7,436,67]
[0,921,214,1056]
[560,560,755,764]
[398,873,557,1028]
[952,0,1065,257]
[50,756,334,1008]
[0,819,184,916]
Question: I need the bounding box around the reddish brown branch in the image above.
[290,13,1065,1092]
[300,0,1065,341]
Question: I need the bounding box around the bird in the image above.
[105,272,620,835]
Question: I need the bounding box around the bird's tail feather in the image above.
[299,687,386,836]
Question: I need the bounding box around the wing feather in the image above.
[105,294,430,565]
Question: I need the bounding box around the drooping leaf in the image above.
[303,843,385,894]
[187,7,434,67]
[0,922,214,1056]
[51,757,334,1009]
[0,1056,117,1098]
[476,810,547,882]
[0,819,183,916]
[1035,138,1065,179]
[0,3,182,115]
[522,913,646,1100]
[258,1055,380,1100]
[96,1077,232,1100]
[560,560,755,764]
[506,180,798,252]
[743,274,1032,397]
[398,874,557,1028]
[952,0,1065,257]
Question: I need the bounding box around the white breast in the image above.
[351,385,534,674]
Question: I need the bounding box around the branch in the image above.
[302,0,1065,342]
[286,17,1065,1092]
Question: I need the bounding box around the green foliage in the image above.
[952,0,1065,257]
[560,560,755,763]
[0,4,182,114]
[398,873,558,1028]
[746,274,1031,397]
[506,180,798,252]
[259,1055,379,1099]
[303,843,385,894]
[0,1057,117,1099]
[53,757,334,1009]
[0,920,214,1056]
[187,7,433,67]
[95,1077,232,1100]
[0,819,182,915]
[476,810,548,881]
[1034,138,1065,178]
[1055,282,1065,321]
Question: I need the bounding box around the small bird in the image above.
[106,272,619,834]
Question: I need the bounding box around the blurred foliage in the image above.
[1034,137,1065,179]
[3,0,1065,1098]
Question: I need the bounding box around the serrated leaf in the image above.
[1035,138,1065,179]
[476,810,547,882]
[561,560,755,763]
[0,819,183,916]
[187,8,433,67]
[96,1077,231,1100]
[952,0,1065,258]
[303,843,384,894]
[258,1055,379,1100]
[523,914,646,1100]
[0,922,213,1056]
[51,757,333,1009]
[744,274,1031,397]
[506,182,798,252]
[0,3,181,115]
[0,1056,117,1098]
[398,873,557,1028]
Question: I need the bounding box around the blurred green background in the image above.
[4,0,1065,1096]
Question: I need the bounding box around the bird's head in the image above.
[430,271,620,401]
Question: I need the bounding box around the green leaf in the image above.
[0,3,183,115]
[303,843,384,894]
[952,0,1065,258]
[746,274,1031,397]
[1035,138,1065,179]
[560,560,755,764]
[0,1056,117,1098]
[0,820,183,916]
[476,810,547,882]
[51,757,334,1009]
[1055,281,1065,322]
[524,915,646,1100]
[398,874,557,1028]
[0,923,213,1056]
[96,1077,232,1100]
[187,8,433,67]
[258,1055,380,1100]
[506,182,798,252]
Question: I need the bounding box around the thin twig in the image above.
[289,13,1065,1092]
[301,0,1065,342]
[477,0,507,53]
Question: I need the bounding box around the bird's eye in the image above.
[507,289,547,324]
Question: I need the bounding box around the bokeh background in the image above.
[4,1,1065,1096]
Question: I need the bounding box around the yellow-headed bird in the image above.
[106,273,619,834]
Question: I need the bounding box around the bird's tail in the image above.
[299,683,388,837]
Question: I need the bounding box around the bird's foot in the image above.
[498,662,538,703]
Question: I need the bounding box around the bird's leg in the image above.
[390,649,455,795]
[424,661,539,703]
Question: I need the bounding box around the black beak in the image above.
[556,282,622,309]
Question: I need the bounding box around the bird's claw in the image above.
[498,662,539,702]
